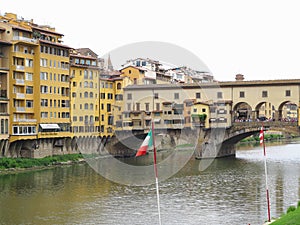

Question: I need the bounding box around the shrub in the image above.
[287,205,296,214]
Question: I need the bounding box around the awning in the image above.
[154,118,161,122]
[40,124,60,129]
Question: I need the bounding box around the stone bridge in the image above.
[104,121,299,158]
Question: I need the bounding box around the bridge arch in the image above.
[233,102,252,121]
[254,101,278,120]
[278,101,298,121]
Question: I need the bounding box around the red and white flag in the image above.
[135,129,153,157]
[259,127,264,145]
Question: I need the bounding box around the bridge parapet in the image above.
[229,121,299,140]
[232,121,298,130]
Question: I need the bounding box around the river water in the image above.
[0,139,300,225]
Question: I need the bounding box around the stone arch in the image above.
[254,101,276,120]
[233,102,252,121]
[278,101,298,121]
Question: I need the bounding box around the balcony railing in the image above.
[16,93,25,99]
[16,107,25,112]
[13,118,37,122]
[15,65,25,71]
[16,79,25,85]
[12,36,37,44]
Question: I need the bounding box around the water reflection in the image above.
[0,140,299,225]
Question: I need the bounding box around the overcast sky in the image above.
[2,0,300,81]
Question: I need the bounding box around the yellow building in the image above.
[99,64,133,135]
[0,12,73,157]
[0,28,10,154]
[69,48,100,137]
[120,66,147,84]
[191,102,210,129]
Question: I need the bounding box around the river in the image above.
[0,139,300,225]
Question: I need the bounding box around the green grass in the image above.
[0,154,84,170]
[271,203,300,225]
[240,134,284,143]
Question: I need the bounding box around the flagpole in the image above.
[260,124,271,222]
[152,120,162,225]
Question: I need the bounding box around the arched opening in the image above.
[278,101,298,122]
[233,102,252,121]
[255,102,275,121]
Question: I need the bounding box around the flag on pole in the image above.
[136,129,153,157]
[259,127,264,145]
[260,125,271,222]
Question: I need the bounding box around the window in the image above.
[107,103,111,112]
[41,99,48,107]
[26,100,33,108]
[115,94,123,101]
[239,91,245,98]
[286,90,291,97]
[127,93,132,100]
[136,103,140,111]
[174,93,179,99]
[84,70,88,79]
[196,92,201,99]
[154,93,159,99]
[145,103,150,111]
[217,92,223,99]
[117,83,122,89]
[262,91,268,97]
[25,73,33,81]
[26,86,33,94]
[156,103,160,111]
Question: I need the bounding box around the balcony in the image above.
[14,65,25,71]
[16,107,25,112]
[12,36,38,44]
[15,79,25,85]
[16,93,25,99]
[13,118,37,122]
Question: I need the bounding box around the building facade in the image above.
[69,48,100,137]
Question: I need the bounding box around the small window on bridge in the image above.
[262,91,268,98]
[217,92,223,99]
[286,90,291,97]
[239,91,245,98]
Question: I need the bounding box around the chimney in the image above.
[235,74,244,81]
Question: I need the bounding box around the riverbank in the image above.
[0,154,85,175]
[265,202,300,225]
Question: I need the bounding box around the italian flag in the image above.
[135,129,153,157]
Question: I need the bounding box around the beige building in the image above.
[122,83,233,131]
[122,79,300,131]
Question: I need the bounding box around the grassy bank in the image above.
[240,134,284,143]
[270,202,300,225]
[0,154,84,171]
